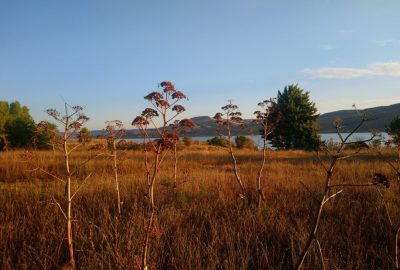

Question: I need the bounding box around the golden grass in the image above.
[0,145,399,269]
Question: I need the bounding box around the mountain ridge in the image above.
[91,103,400,137]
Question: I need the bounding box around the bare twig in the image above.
[71,173,92,200]
[316,239,325,270]
[51,197,67,220]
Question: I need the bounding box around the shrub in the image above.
[207,136,229,147]
[183,136,193,147]
[235,136,256,149]
[116,140,141,150]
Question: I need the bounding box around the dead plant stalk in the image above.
[295,112,376,270]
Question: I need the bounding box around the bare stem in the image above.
[226,117,246,199]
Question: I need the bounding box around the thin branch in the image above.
[343,118,367,142]
[322,189,343,206]
[70,152,105,176]
[336,151,360,160]
[316,239,326,270]
[377,151,399,173]
[30,167,66,183]
[52,197,67,220]
[149,118,163,137]
[316,151,329,173]
[150,101,163,115]
[166,112,180,124]
[138,126,157,152]
[71,173,92,200]
[329,183,378,188]
[299,181,319,203]
[67,143,83,155]
[377,189,393,226]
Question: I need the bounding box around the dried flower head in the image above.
[132,116,149,127]
[333,117,344,132]
[178,118,197,130]
[144,91,163,102]
[156,99,170,108]
[222,103,238,111]
[142,108,159,118]
[171,91,187,100]
[160,81,176,94]
[373,173,390,188]
[104,120,126,142]
[172,105,186,113]
[46,109,61,120]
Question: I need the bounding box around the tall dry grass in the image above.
[1,145,399,269]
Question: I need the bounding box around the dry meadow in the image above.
[1,143,399,269]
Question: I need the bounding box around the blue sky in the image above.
[1,0,400,129]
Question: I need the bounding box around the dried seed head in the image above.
[132,116,149,126]
[178,119,196,129]
[142,108,159,118]
[144,91,163,102]
[172,105,186,113]
[160,81,176,94]
[171,91,187,100]
[373,173,390,188]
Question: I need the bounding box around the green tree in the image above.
[235,135,256,150]
[78,127,92,144]
[386,116,400,146]
[0,101,10,133]
[3,101,35,148]
[268,84,320,150]
[0,101,10,150]
[33,121,60,150]
[207,136,229,147]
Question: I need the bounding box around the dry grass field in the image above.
[1,143,399,269]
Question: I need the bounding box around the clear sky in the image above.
[1,0,400,129]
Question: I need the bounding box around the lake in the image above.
[126,132,390,148]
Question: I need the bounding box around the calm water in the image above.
[126,132,390,148]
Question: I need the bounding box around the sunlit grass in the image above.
[1,145,399,269]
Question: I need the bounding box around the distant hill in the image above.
[91,103,400,137]
[185,103,400,135]
[318,103,400,133]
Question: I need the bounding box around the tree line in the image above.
[0,101,92,151]
[1,84,400,152]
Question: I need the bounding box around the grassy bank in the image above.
[1,146,399,269]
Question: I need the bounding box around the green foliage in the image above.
[78,127,92,144]
[183,136,193,147]
[0,134,8,151]
[235,136,256,149]
[386,116,400,146]
[33,121,59,150]
[0,101,10,134]
[207,136,229,147]
[268,84,320,150]
[1,101,35,148]
[371,138,382,149]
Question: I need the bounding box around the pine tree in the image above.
[268,84,320,150]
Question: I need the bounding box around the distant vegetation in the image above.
[0,101,35,149]
[112,103,400,139]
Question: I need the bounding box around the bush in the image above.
[386,116,400,147]
[207,136,229,147]
[116,140,141,150]
[183,136,193,147]
[0,134,8,151]
[235,136,256,149]
[78,127,92,144]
